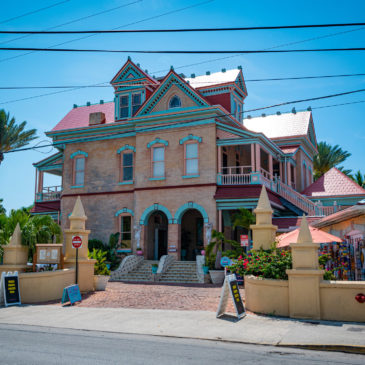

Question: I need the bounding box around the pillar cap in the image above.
[8,223,22,246]
[254,186,273,213]
[70,196,87,220]
[296,215,313,244]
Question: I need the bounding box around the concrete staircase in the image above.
[111,260,158,282]
[159,261,199,284]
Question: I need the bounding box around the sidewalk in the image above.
[0,305,364,354]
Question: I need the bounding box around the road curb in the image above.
[278,343,365,355]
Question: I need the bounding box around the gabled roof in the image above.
[302,167,365,197]
[51,102,114,132]
[185,69,241,88]
[243,111,312,139]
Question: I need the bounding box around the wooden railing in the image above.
[36,185,62,202]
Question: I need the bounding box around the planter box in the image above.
[94,275,110,291]
[209,270,225,285]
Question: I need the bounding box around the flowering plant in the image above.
[228,249,292,280]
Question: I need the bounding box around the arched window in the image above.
[169,95,181,109]
[70,150,88,187]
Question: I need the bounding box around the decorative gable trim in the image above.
[70,150,88,159]
[235,72,247,95]
[136,71,209,116]
[115,208,134,217]
[179,134,202,144]
[147,137,168,148]
[117,144,136,154]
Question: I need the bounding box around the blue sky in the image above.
[1,0,364,212]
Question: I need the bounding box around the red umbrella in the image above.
[277,226,342,248]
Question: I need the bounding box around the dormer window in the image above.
[132,93,142,115]
[118,92,143,119]
[169,95,181,109]
[119,95,129,119]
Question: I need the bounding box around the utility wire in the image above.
[0,1,70,25]
[1,46,365,54]
[2,22,365,34]
[1,72,365,90]
[3,92,365,154]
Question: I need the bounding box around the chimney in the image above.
[89,112,106,126]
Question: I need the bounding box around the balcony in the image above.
[217,167,335,216]
[36,185,62,202]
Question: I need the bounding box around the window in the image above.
[185,142,199,175]
[122,152,133,182]
[169,95,181,109]
[232,99,237,117]
[237,103,241,121]
[119,95,129,119]
[152,147,165,177]
[74,156,85,186]
[120,215,132,249]
[132,93,142,115]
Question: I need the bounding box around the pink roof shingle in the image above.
[51,102,115,132]
[302,167,365,197]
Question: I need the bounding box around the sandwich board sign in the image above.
[1,271,21,307]
[61,284,82,306]
[216,274,245,319]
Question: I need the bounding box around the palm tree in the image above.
[0,109,37,164]
[352,170,365,188]
[313,141,351,180]
[232,208,256,231]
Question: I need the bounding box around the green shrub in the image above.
[88,239,105,252]
[88,249,110,276]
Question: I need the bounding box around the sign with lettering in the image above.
[1,272,21,307]
[220,256,232,267]
[240,235,249,247]
[216,274,245,319]
[72,236,82,249]
[36,244,63,264]
[61,284,82,306]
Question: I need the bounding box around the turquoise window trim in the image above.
[70,150,88,159]
[182,174,200,179]
[70,185,84,188]
[174,202,209,224]
[179,134,202,145]
[117,249,132,253]
[149,177,165,181]
[147,137,169,148]
[115,208,134,217]
[118,181,134,185]
[139,204,173,225]
[117,145,136,154]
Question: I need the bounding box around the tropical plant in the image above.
[88,249,110,276]
[232,208,256,230]
[313,141,351,180]
[352,170,365,188]
[88,239,105,252]
[0,199,5,215]
[0,109,37,164]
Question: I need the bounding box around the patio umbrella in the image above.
[277,226,342,248]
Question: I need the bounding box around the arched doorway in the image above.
[146,211,168,260]
[180,209,204,261]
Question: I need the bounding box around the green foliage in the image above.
[0,109,37,164]
[232,208,255,230]
[88,249,110,276]
[313,141,351,180]
[319,253,337,280]
[352,170,365,188]
[88,239,105,252]
[0,199,5,215]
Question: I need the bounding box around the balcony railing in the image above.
[36,185,62,202]
[217,169,336,216]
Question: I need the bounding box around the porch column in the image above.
[255,144,261,172]
[217,145,222,173]
[250,144,255,172]
[283,158,288,184]
[34,168,38,199]
[279,161,283,181]
[287,161,291,186]
[37,171,44,194]
[167,223,179,260]
[269,154,273,178]
[218,210,222,233]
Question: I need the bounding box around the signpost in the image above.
[216,274,245,319]
[1,271,21,307]
[61,284,82,306]
[72,235,82,284]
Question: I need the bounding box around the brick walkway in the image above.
[76,282,245,312]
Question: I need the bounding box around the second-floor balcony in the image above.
[217,166,335,216]
[36,185,62,202]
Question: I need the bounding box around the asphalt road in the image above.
[0,323,363,365]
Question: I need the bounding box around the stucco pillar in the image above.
[279,161,283,181]
[218,210,222,233]
[269,154,273,178]
[64,196,96,292]
[1,223,29,274]
[287,162,291,186]
[217,145,222,173]
[286,216,324,319]
[250,186,277,250]
[255,144,261,172]
[37,171,44,194]
[167,223,179,260]
[250,144,255,172]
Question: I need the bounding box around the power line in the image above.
[1,72,365,90]
[0,1,70,25]
[1,46,365,54]
[2,22,365,34]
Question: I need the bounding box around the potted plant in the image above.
[136,248,143,256]
[201,250,209,274]
[89,249,110,291]
[151,263,158,274]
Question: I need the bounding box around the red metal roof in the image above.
[302,167,365,197]
[51,102,115,132]
[31,200,60,213]
[273,216,321,230]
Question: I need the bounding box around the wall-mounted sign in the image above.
[36,244,63,265]
[216,274,245,319]
[240,235,249,247]
[61,284,82,306]
[1,272,21,307]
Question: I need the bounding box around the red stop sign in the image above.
[72,235,82,249]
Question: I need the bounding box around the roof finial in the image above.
[256,185,272,211]
[128,56,131,61]
[297,215,313,244]
[70,196,86,219]
[8,223,22,247]
[170,65,174,71]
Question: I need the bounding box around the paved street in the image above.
[0,323,363,365]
